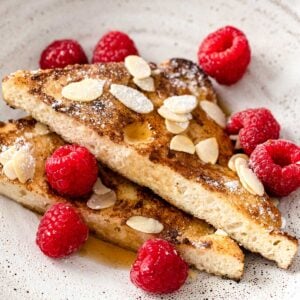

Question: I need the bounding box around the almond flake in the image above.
[234,135,242,150]
[170,135,195,154]
[195,137,219,164]
[110,84,154,114]
[228,154,249,172]
[215,229,228,236]
[62,78,106,101]
[164,95,197,114]
[12,149,36,183]
[124,55,151,79]
[199,100,226,128]
[3,160,17,180]
[133,76,155,92]
[93,178,112,195]
[165,119,189,134]
[87,191,117,210]
[0,146,17,166]
[158,105,192,122]
[126,216,164,234]
[237,164,265,196]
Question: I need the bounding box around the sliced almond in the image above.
[126,216,164,234]
[164,95,197,114]
[12,149,36,183]
[87,191,117,210]
[0,146,17,166]
[110,84,154,114]
[214,229,228,236]
[3,160,17,180]
[133,76,155,92]
[124,55,151,79]
[195,137,219,164]
[62,78,106,101]
[238,164,265,196]
[93,178,112,195]
[158,105,192,122]
[170,135,195,154]
[234,135,242,150]
[199,100,226,128]
[228,154,249,172]
[165,119,189,134]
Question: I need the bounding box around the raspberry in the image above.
[249,140,300,197]
[227,108,280,155]
[92,31,139,63]
[130,239,188,294]
[36,203,89,258]
[45,144,98,197]
[40,39,88,69]
[198,26,251,85]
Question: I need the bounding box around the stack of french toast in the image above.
[0,57,298,281]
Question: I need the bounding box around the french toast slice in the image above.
[2,59,298,268]
[0,118,244,279]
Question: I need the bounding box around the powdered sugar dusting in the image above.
[224,180,239,192]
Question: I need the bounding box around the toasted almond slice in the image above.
[126,216,164,234]
[195,137,219,164]
[170,135,195,154]
[158,105,192,122]
[0,146,17,166]
[199,100,226,128]
[12,149,36,183]
[3,160,17,180]
[133,76,155,92]
[124,55,151,79]
[215,229,228,236]
[228,154,249,172]
[235,157,249,175]
[238,164,265,196]
[164,95,197,114]
[110,84,154,114]
[165,119,189,134]
[93,178,112,195]
[62,78,106,101]
[87,191,117,210]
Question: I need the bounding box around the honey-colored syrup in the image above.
[79,236,136,269]
[124,122,153,145]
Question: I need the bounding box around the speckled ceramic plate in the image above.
[0,0,299,299]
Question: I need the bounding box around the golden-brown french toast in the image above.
[2,59,298,268]
[0,118,244,279]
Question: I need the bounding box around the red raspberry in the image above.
[198,26,251,85]
[40,39,88,69]
[130,239,188,294]
[36,203,89,258]
[92,31,139,63]
[249,140,300,197]
[45,144,98,197]
[227,108,280,155]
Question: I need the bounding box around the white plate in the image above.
[0,1,299,299]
